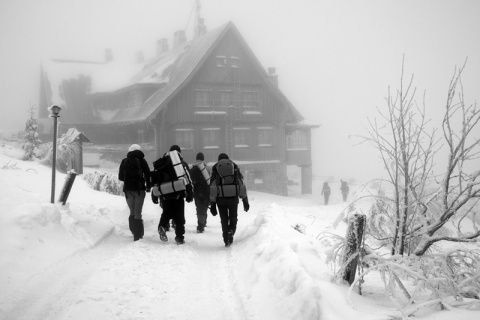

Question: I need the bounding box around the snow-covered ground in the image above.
[1,140,479,320]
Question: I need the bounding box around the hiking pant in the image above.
[159,198,185,241]
[125,190,146,219]
[323,194,329,205]
[342,192,348,202]
[194,197,209,230]
[218,202,238,244]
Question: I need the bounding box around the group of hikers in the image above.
[118,144,249,247]
[320,179,350,205]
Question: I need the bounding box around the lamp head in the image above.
[48,105,61,117]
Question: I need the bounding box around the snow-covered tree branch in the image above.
[362,58,480,257]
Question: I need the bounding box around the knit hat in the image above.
[128,144,141,152]
[218,153,229,161]
[196,152,205,161]
[169,145,181,153]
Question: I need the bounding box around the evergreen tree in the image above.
[22,105,42,161]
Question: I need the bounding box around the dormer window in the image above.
[230,56,240,68]
[216,55,227,67]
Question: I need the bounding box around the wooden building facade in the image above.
[38,22,318,196]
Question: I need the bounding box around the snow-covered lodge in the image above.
[38,21,318,196]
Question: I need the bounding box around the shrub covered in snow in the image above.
[83,171,123,196]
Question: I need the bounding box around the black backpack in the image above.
[151,154,177,185]
[124,157,143,189]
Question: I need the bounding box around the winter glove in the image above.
[210,203,217,216]
[242,198,250,212]
[151,192,159,204]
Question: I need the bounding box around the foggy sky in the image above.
[1,0,479,183]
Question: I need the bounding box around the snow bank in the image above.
[233,203,387,320]
[0,147,115,298]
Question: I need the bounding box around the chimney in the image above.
[105,48,113,63]
[136,51,144,63]
[156,38,169,56]
[268,67,278,87]
[195,18,207,38]
[173,30,186,49]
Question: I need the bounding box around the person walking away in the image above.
[321,181,331,205]
[209,153,249,247]
[151,145,193,245]
[190,152,211,233]
[340,180,350,202]
[118,144,151,241]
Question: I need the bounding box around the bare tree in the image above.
[363,58,480,256]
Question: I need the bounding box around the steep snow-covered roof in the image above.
[43,59,144,104]
[42,21,304,125]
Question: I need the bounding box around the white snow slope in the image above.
[1,141,479,320]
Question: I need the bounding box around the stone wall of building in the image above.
[239,162,288,196]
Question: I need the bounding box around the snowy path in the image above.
[1,210,251,320]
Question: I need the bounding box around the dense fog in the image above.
[1,0,479,183]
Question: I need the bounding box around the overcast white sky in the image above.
[1,0,479,182]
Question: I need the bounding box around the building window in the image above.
[216,55,227,67]
[258,127,273,147]
[253,171,264,186]
[175,129,194,150]
[202,128,220,149]
[286,130,308,150]
[194,89,212,107]
[242,91,258,107]
[233,127,250,148]
[230,56,240,68]
[137,129,144,144]
[219,90,233,107]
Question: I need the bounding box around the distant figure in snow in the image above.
[340,180,350,202]
[321,181,331,205]
[118,144,152,241]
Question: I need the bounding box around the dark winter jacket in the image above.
[118,150,152,192]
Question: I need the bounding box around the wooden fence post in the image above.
[342,213,366,285]
[58,170,79,205]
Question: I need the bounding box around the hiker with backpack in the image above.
[151,145,193,245]
[118,144,152,241]
[190,152,212,233]
[209,153,249,247]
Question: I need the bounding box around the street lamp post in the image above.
[48,105,61,203]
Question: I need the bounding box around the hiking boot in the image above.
[227,230,234,246]
[128,215,135,235]
[158,226,168,242]
[196,226,204,233]
[133,219,144,241]
[175,236,185,245]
